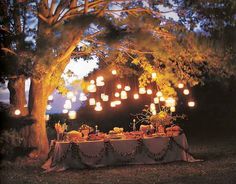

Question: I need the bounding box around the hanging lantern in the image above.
[147,89,152,95]
[152,110,157,115]
[62,109,68,114]
[156,91,162,97]
[71,96,76,102]
[67,91,74,99]
[68,111,77,119]
[188,101,195,107]
[151,72,157,79]
[48,95,53,101]
[45,114,50,121]
[102,95,109,101]
[115,100,121,105]
[89,98,96,105]
[95,105,103,111]
[139,87,146,94]
[115,92,120,97]
[79,93,87,101]
[170,106,176,112]
[165,97,175,107]
[160,96,165,102]
[150,103,155,111]
[14,109,21,116]
[133,93,139,100]
[117,84,122,89]
[87,84,96,92]
[101,93,106,99]
[124,86,131,91]
[183,89,189,95]
[178,83,184,89]
[46,104,52,110]
[90,80,95,84]
[121,91,127,99]
[64,100,72,109]
[112,69,117,75]
[154,97,159,104]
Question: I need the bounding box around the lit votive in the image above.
[115,92,120,97]
[156,91,162,97]
[112,70,117,75]
[133,94,139,99]
[183,89,190,95]
[178,83,184,89]
[14,109,21,116]
[124,86,131,91]
[188,101,195,107]
[117,84,122,89]
[147,89,152,95]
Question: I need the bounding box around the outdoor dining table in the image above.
[42,133,197,172]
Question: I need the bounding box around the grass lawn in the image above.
[1,134,236,184]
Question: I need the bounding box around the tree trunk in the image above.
[26,78,51,158]
[8,75,28,115]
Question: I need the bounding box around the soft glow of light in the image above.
[156,91,162,97]
[115,92,120,97]
[115,100,121,105]
[96,76,104,82]
[147,89,152,95]
[133,93,139,99]
[160,96,165,102]
[46,104,52,110]
[87,84,96,92]
[188,101,195,107]
[96,81,105,86]
[79,93,87,101]
[165,97,176,107]
[89,98,96,105]
[112,69,117,75]
[48,95,53,101]
[90,80,95,84]
[152,110,157,115]
[102,95,109,101]
[101,93,105,99]
[121,91,127,99]
[14,109,21,116]
[170,106,176,112]
[62,109,68,114]
[150,103,155,110]
[64,100,72,109]
[95,105,103,111]
[96,102,101,106]
[117,84,122,89]
[139,87,146,94]
[68,111,77,119]
[151,72,157,79]
[71,96,76,102]
[67,91,74,99]
[154,97,159,104]
[178,83,184,89]
[45,114,50,121]
[110,101,116,107]
[124,86,131,91]
[183,89,190,95]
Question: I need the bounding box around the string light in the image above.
[147,89,152,95]
[96,81,105,86]
[133,94,139,99]
[117,84,122,89]
[45,114,50,121]
[90,80,95,84]
[152,110,157,115]
[178,83,184,89]
[115,100,121,105]
[64,100,72,109]
[150,103,155,111]
[87,84,96,92]
[89,98,96,105]
[139,87,146,94]
[183,89,190,95]
[112,70,117,75]
[124,86,131,91]
[95,105,103,111]
[101,93,106,99]
[156,91,162,97]
[14,109,21,116]
[115,92,120,97]
[151,72,157,79]
[188,101,195,107]
[68,111,77,119]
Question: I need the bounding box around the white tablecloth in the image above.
[42,133,197,172]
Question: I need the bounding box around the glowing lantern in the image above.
[68,111,77,119]
[124,86,131,91]
[117,84,122,89]
[96,76,104,82]
[151,72,157,79]
[62,109,68,114]
[45,114,50,121]
[170,106,176,112]
[121,91,127,99]
[156,91,162,97]
[115,100,121,105]
[87,84,96,92]
[96,102,101,106]
[139,87,146,94]
[64,100,72,109]
[152,110,157,115]
[95,105,103,111]
[147,89,152,95]
[165,97,175,107]
[154,97,159,104]
[14,109,21,116]
[46,104,52,110]
[178,83,184,89]
[150,103,155,111]
[67,91,74,99]
[133,94,139,99]
[71,96,76,102]
[48,95,53,101]
[110,101,116,107]
[96,81,105,87]
[89,98,96,105]
[115,92,120,97]
[112,70,117,75]
[102,95,109,101]
[79,93,87,101]
[160,96,165,102]
[101,93,105,99]
[188,101,195,107]
[183,89,190,95]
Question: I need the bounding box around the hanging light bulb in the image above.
[151,72,157,79]
[121,91,127,99]
[89,98,96,105]
[117,84,122,89]
[139,87,146,94]
[188,101,195,107]
[165,97,176,107]
[160,96,165,102]
[48,95,53,101]
[154,97,159,104]
[68,111,77,119]
[14,109,21,116]
[156,91,162,97]
[178,83,184,89]
[112,69,117,75]
[133,94,139,100]
[62,109,68,114]
[147,89,152,95]
[115,92,120,97]
[183,89,190,95]
[170,106,176,112]
[67,91,74,99]
[124,86,131,91]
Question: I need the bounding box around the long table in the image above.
[42,133,198,172]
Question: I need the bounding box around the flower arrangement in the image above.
[149,111,173,127]
[78,124,94,132]
[54,121,68,134]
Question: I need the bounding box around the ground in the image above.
[1,134,236,184]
